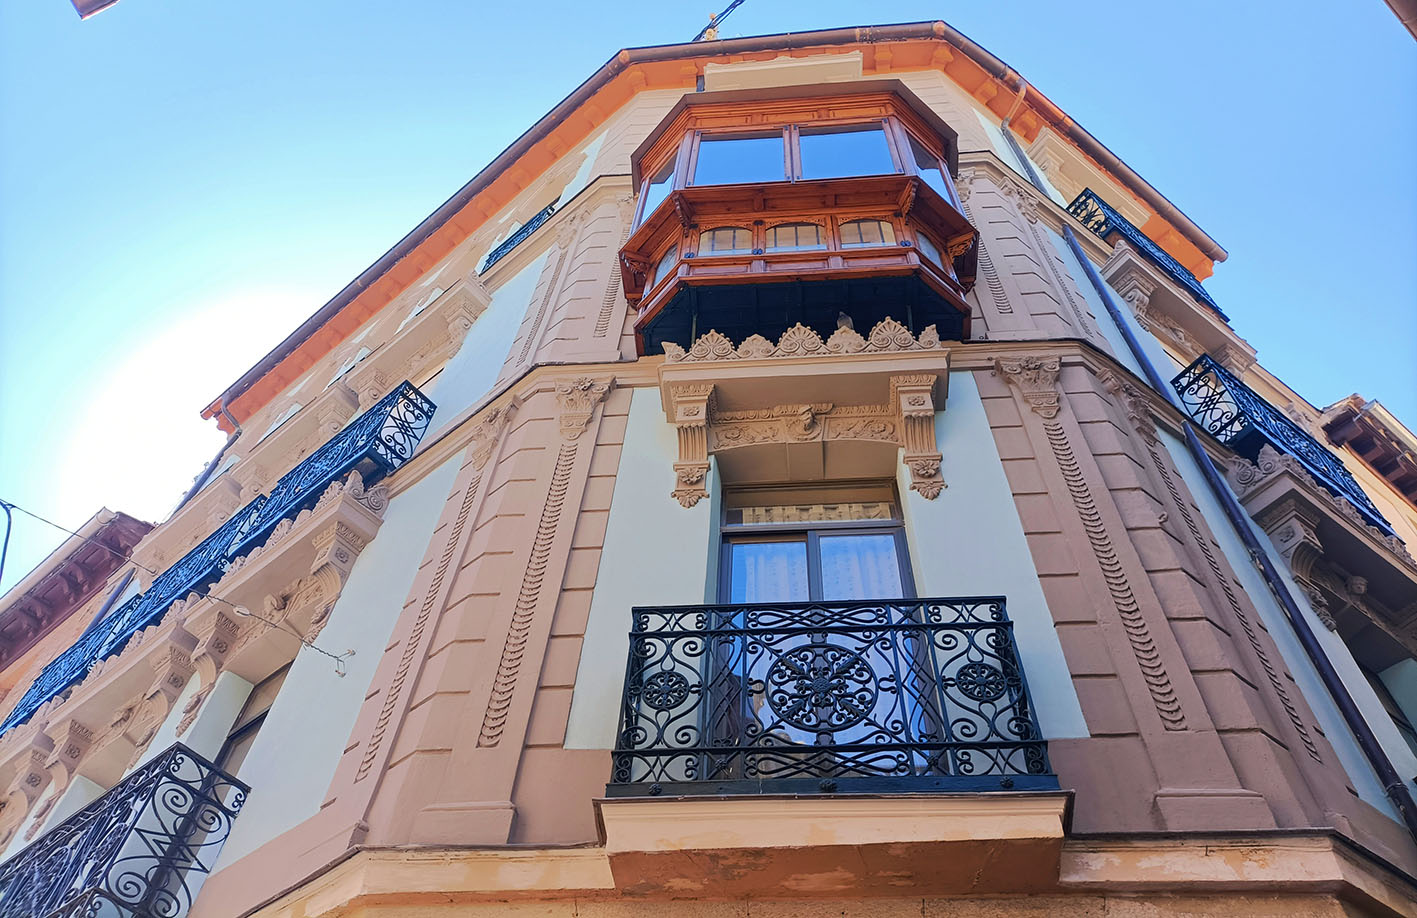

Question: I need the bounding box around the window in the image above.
[646,243,678,289]
[638,158,675,226]
[838,218,896,248]
[765,222,824,252]
[692,132,786,186]
[914,232,943,265]
[906,133,953,202]
[699,226,753,256]
[720,483,913,603]
[215,665,290,781]
[799,123,896,180]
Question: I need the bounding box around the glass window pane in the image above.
[765,223,824,251]
[915,232,943,265]
[647,243,678,289]
[908,134,952,202]
[799,124,895,180]
[639,158,675,225]
[729,540,809,603]
[839,219,896,248]
[699,226,753,255]
[693,133,785,185]
[818,534,905,601]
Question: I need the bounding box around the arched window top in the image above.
[839,218,896,248]
[765,223,825,252]
[699,226,753,256]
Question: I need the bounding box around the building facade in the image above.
[1,19,1416,918]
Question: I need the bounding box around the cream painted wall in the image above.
[564,387,716,750]
[215,454,461,866]
[1158,428,1416,819]
[898,371,1089,740]
[0,775,101,860]
[426,252,548,438]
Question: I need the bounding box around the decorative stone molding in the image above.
[42,719,95,788]
[662,318,942,362]
[995,356,1187,731]
[1100,370,1322,761]
[175,683,213,738]
[555,377,612,441]
[668,385,714,509]
[1231,445,1416,570]
[892,375,945,499]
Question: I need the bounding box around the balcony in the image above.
[0,381,435,740]
[1067,188,1226,321]
[1174,356,1393,536]
[0,743,246,918]
[597,596,1067,898]
[480,202,555,274]
[607,596,1053,796]
[620,83,977,356]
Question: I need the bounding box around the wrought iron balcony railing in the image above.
[1173,355,1395,536]
[0,743,248,918]
[0,381,435,738]
[227,380,434,558]
[608,596,1055,796]
[480,202,555,273]
[1066,188,1226,321]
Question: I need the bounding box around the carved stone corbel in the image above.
[993,355,1062,418]
[891,375,944,499]
[668,384,714,508]
[555,376,613,441]
[42,720,95,789]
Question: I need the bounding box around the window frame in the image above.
[717,482,917,604]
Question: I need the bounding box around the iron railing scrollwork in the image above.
[1172,355,1394,536]
[480,203,555,273]
[1066,188,1226,320]
[608,596,1056,796]
[0,743,248,918]
[228,381,434,557]
[0,381,436,739]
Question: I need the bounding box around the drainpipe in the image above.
[174,402,243,514]
[82,568,135,635]
[995,127,1417,844]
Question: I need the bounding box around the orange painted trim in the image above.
[206,33,1216,430]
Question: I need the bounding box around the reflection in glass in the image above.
[694,133,785,185]
[765,222,824,251]
[908,134,952,202]
[818,533,904,601]
[639,158,675,225]
[647,243,678,289]
[699,226,753,255]
[799,124,896,180]
[915,232,943,265]
[729,540,810,603]
[839,218,896,248]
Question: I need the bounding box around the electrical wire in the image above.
[0,500,13,590]
[693,0,747,41]
[0,498,353,676]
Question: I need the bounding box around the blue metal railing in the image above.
[1066,188,1227,321]
[1172,355,1394,536]
[480,203,555,273]
[0,381,436,738]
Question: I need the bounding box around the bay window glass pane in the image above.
[645,243,678,289]
[639,158,675,225]
[693,133,785,185]
[915,232,943,265]
[729,540,810,603]
[908,134,953,202]
[818,534,904,601]
[699,226,753,255]
[799,124,895,180]
[839,218,896,248]
[765,222,824,251]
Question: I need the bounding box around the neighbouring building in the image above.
[1,19,1416,918]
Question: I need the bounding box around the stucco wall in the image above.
[216,454,461,865]
[564,386,715,750]
[899,371,1089,741]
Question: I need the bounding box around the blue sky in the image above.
[1,1,1414,594]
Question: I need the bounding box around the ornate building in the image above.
[1,19,1415,918]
